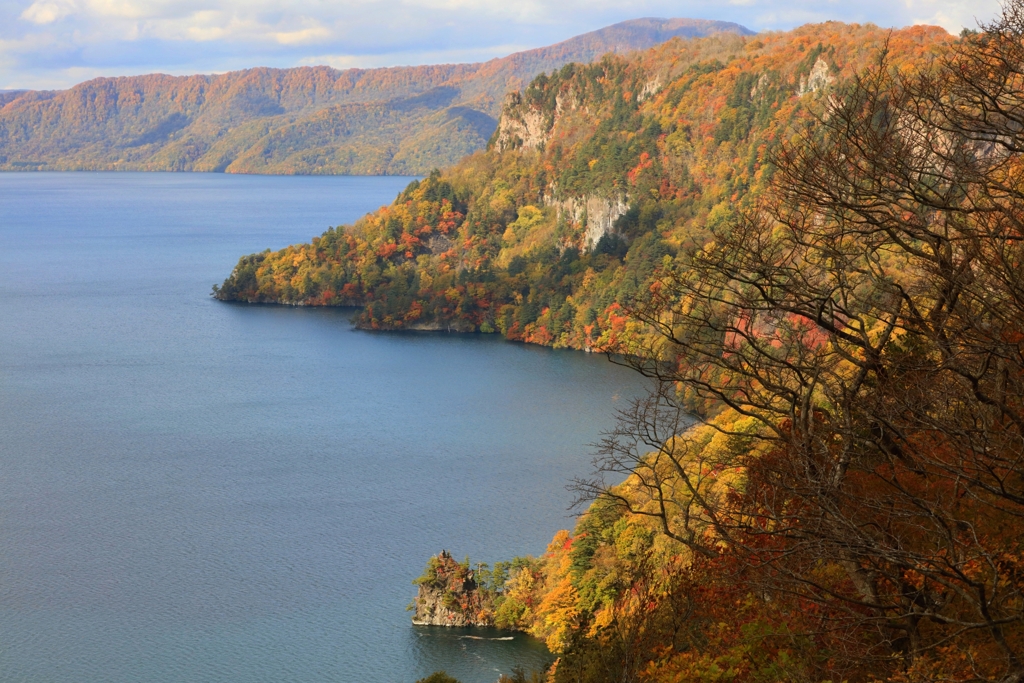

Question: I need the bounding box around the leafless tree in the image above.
[582,5,1024,680]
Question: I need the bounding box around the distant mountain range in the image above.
[0,18,752,175]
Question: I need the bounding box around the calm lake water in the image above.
[0,173,646,683]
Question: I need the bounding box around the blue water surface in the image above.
[0,172,646,683]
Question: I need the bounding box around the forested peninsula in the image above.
[223,12,1024,683]
[215,22,944,356]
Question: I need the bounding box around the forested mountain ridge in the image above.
[215,22,949,352]
[0,18,750,175]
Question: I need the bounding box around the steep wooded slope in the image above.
[0,18,750,175]
[215,23,950,351]
[215,18,1024,682]
[412,14,1024,682]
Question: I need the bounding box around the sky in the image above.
[0,0,1004,91]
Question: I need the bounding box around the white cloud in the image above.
[904,0,1000,32]
[914,11,958,32]
[20,0,77,24]
[86,0,149,19]
[273,24,331,46]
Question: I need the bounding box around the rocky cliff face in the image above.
[548,194,629,249]
[411,551,493,627]
[495,95,552,152]
[495,79,583,153]
[799,56,836,94]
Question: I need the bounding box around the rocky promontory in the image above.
[411,550,494,627]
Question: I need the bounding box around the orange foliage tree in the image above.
[586,6,1024,682]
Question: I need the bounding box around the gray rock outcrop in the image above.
[411,550,492,627]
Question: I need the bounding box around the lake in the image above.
[0,172,646,683]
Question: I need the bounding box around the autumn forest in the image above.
[215,7,1024,683]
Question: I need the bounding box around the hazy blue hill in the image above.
[0,18,751,175]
